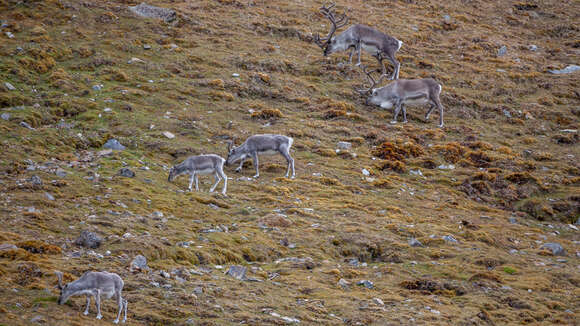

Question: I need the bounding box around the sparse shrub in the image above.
[251,108,283,120]
[104,68,129,82]
[209,90,234,101]
[553,134,578,145]
[468,272,502,283]
[503,266,517,274]
[376,160,406,173]
[420,158,437,169]
[15,262,43,286]
[518,198,554,220]
[372,178,393,188]
[532,151,552,161]
[372,141,423,161]
[16,240,62,254]
[208,79,225,89]
[433,142,466,163]
[464,150,495,167]
[18,48,55,73]
[322,109,346,119]
[504,172,538,185]
[314,147,337,157]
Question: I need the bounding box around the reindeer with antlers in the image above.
[313,3,403,80]
[357,65,445,127]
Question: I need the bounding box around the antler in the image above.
[313,2,349,49]
[55,271,64,289]
[356,64,385,95]
[226,139,234,152]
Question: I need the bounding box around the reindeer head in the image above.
[356,64,387,105]
[168,166,177,182]
[225,140,246,166]
[55,271,72,305]
[313,3,348,55]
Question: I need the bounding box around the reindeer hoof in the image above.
[403,120,408,124]
[438,123,444,128]
[113,319,119,324]
[252,174,259,178]
[390,120,397,124]
[96,315,102,320]
[83,311,89,316]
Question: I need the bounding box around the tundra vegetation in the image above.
[0,0,578,325]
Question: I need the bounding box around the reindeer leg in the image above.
[280,147,295,179]
[217,165,228,195]
[114,291,122,324]
[391,100,403,124]
[348,46,355,64]
[356,41,362,66]
[425,103,435,121]
[94,289,102,320]
[209,172,220,193]
[84,295,90,315]
[194,174,199,191]
[376,54,387,77]
[187,173,194,191]
[385,52,400,80]
[402,104,408,123]
[251,152,260,178]
[122,299,128,323]
[235,157,246,173]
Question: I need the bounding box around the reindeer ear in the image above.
[226,140,233,152]
[55,271,63,290]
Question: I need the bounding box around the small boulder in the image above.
[103,139,126,150]
[408,238,424,247]
[44,192,55,201]
[528,44,538,51]
[497,45,507,57]
[162,131,175,139]
[129,2,177,22]
[20,121,35,130]
[337,141,352,150]
[540,243,566,256]
[443,235,458,243]
[4,82,16,90]
[338,278,350,289]
[75,230,103,249]
[130,255,149,272]
[0,243,17,251]
[30,175,42,185]
[548,65,580,75]
[225,265,247,280]
[1,113,10,121]
[118,168,135,178]
[357,280,374,289]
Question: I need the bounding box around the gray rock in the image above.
[44,192,55,201]
[337,141,352,150]
[509,217,517,224]
[497,45,507,57]
[5,31,14,38]
[528,44,538,51]
[348,258,359,267]
[118,168,135,178]
[30,315,45,323]
[338,278,350,289]
[20,121,35,130]
[103,139,126,150]
[55,169,67,177]
[130,255,149,271]
[1,113,10,121]
[160,270,170,278]
[443,235,458,243]
[129,2,177,22]
[357,280,374,289]
[408,238,424,247]
[540,242,566,256]
[443,15,451,23]
[92,84,103,91]
[30,175,42,185]
[75,230,103,249]
[225,265,247,280]
[4,82,16,90]
[186,318,196,325]
[0,243,17,251]
[143,44,152,50]
[193,286,203,295]
[548,65,580,75]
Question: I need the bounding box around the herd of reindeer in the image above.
[52,3,445,323]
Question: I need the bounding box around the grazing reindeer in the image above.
[313,3,403,80]
[357,65,444,127]
[226,134,295,179]
[168,154,227,195]
[55,271,127,324]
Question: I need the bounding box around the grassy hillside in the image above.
[0,0,578,325]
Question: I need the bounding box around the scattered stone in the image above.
[127,57,145,64]
[409,169,423,177]
[357,280,374,289]
[438,164,455,170]
[0,243,17,251]
[408,238,424,247]
[497,45,507,57]
[44,192,55,201]
[509,217,517,224]
[193,287,203,295]
[225,265,247,280]
[548,65,580,74]
[160,270,170,278]
[337,141,352,150]
[502,109,512,118]
[568,224,578,231]
[362,168,370,176]
[30,175,42,185]
[338,278,350,289]
[103,139,126,150]
[92,84,103,91]
[269,312,300,324]
[4,82,15,90]
[1,112,9,120]
[443,14,451,23]
[129,2,177,22]
[528,44,538,51]
[373,298,384,306]
[30,315,46,323]
[118,168,135,178]
[443,235,458,243]
[5,31,14,38]
[20,121,35,130]
[540,243,566,256]
[143,44,151,50]
[348,258,360,267]
[130,255,149,272]
[75,230,103,249]
[55,169,67,177]
[232,73,240,77]
[162,131,175,139]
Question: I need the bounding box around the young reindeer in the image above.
[168,154,227,195]
[226,134,295,179]
[55,271,127,324]
[357,65,445,127]
[314,3,403,80]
